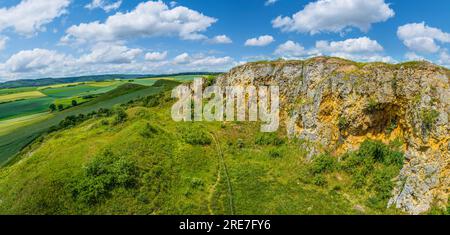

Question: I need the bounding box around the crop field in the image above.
[0,91,46,103]
[0,113,50,136]
[41,85,102,98]
[0,87,37,95]
[0,97,54,120]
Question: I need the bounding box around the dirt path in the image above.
[208,133,235,215]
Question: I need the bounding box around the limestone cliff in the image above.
[216,57,449,214]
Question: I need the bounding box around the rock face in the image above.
[216,57,449,214]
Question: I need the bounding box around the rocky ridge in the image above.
[216,57,449,214]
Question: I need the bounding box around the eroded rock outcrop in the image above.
[216,57,449,214]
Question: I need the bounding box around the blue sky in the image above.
[0,0,449,81]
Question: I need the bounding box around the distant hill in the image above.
[0,72,218,89]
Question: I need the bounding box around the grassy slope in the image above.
[0,89,405,215]
[0,83,164,165]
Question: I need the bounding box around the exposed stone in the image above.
[216,57,449,214]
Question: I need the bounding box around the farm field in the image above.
[0,91,46,103]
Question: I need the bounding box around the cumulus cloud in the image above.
[78,43,142,65]
[272,0,394,34]
[265,0,278,6]
[315,37,383,54]
[274,41,307,57]
[438,51,450,67]
[85,0,122,12]
[209,35,232,44]
[313,37,394,62]
[404,52,426,61]
[0,36,7,51]
[245,35,274,46]
[173,53,191,64]
[397,22,450,54]
[0,0,70,36]
[4,48,67,73]
[274,37,394,63]
[62,1,217,44]
[145,51,168,61]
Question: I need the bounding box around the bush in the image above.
[312,175,327,187]
[268,148,283,158]
[114,109,128,124]
[309,154,337,175]
[338,116,348,131]
[421,109,439,131]
[140,123,160,138]
[71,151,139,205]
[182,127,212,146]
[255,133,284,146]
[365,98,382,113]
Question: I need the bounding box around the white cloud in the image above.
[173,53,191,64]
[4,48,68,73]
[0,36,7,51]
[312,37,394,63]
[272,0,394,34]
[169,1,178,8]
[397,22,450,54]
[209,35,232,44]
[245,35,274,46]
[78,43,142,64]
[265,0,278,6]
[0,0,70,36]
[404,52,426,61]
[315,37,383,54]
[62,1,217,44]
[438,51,450,67]
[145,51,168,61]
[274,37,394,63]
[274,41,307,57]
[85,0,122,12]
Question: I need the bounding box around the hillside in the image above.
[0,57,448,215]
[0,82,171,165]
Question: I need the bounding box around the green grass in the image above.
[0,87,409,215]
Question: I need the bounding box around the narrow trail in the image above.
[208,133,235,215]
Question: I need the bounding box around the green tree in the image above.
[57,104,64,111]
[71,100,78,106]
[49,103,56,112]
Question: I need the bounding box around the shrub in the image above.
[71,100,78,106]
[182,127,212,146]
[309,154,337,175]
[268,148,282,158]
[71,151,139,205]
[236,139,245,148]
[114,109,128,124]
[365,98,382,113]
[312,175,327,187]
[140,123,160,138]
[421,109,439,131]
[338,116,348,131]
[255,133,284,146]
